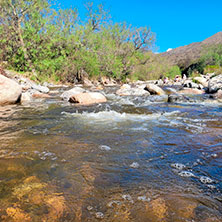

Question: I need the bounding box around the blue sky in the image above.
[56,0,222,52]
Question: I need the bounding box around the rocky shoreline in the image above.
[1,68,222,106]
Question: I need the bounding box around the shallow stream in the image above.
[0,86,222,221]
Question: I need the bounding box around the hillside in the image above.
[161,31,222,68]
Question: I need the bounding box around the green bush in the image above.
[165,66,181,79]
[0,0,162,82]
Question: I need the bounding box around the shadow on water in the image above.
[0,89,222,221]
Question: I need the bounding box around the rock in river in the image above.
[208,74,222,93]
[145,83,165,95]
[60,87,86,101]
[69,92,107,105]
[0,74,22,105]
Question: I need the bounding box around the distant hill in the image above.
[161,32,222,69]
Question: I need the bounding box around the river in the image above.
[0,86,221,221]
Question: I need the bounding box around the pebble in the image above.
[95,212,104,219]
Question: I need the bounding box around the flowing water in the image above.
[0,86,222,221]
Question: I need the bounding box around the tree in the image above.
[0,0,50,72]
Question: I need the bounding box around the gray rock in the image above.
[208,74,222,93]
[31,83,50,94]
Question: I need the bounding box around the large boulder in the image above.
[0,74,22,105]
[60,87,86,101]
[69,92,107,105]
[145,84,165,95]
[208,74,222,93]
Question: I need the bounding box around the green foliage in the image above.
[204,65,222,74]
[0,0,170,83]
[200,44,222,66]
[188,44,222,76]
[165,66,181,79]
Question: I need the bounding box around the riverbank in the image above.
[1,68,222,107]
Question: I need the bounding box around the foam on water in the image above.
[62,110,162,123]
[199,176,214,184]
[171,163,186,170]
[178,171,195,177]
[99,145,111,151]
[61,110,182,124]
[130,162,140,169]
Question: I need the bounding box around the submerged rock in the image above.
[69,92,107,105]
[178,88,205,95]
[5,206,32,221]
[0,74,22,105]
[32,92,51,98]
[151,198,168,220]
[168,94,190,103]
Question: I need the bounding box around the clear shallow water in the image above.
[0,88,222,221]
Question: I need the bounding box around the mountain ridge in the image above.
[161,31,222,68]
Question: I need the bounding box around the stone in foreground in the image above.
[0,74,22,105]
[69,92,107,105]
